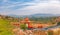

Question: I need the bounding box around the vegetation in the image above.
[29,17,57,24]
[0,15,60,35]
[20,24,28,30]
[48,31,53,35]
[0,19,13,35]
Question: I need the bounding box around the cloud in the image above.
[3,0,8,2]
[0,0,60,15]
[0,0,36,9]
[13,1,60,15]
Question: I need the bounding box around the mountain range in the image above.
[7,13,60,18]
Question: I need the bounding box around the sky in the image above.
[0,0,60,15]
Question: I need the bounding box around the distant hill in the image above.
[7,13,60,18]
[28,13,60,18]
[7,14,20,18]
[7,14,27,18]
[30,13,54,17]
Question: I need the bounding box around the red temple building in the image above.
[20,17,52,28]
[11,17,52,28]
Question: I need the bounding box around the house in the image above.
[20,17,52,29]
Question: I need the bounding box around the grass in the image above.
[0,17,57,35]
[0,19,13,35]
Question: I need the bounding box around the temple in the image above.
[20,17,52,29]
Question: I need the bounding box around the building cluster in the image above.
[11,17,52,28]
[20,17,52,29]
[11,17,60,35]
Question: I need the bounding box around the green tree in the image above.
[20,24,28,30]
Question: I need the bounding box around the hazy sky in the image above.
[0,0,60,15]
